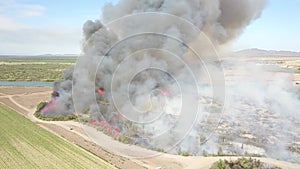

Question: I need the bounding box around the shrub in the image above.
[199,134,207,143]
[210,158,282,169]
[118,134,129,144]
[35,102,77,121]
[36,102,47,112]
[210,159,230,169]
[157,148,166,153]
[179,151,191,157]
[217,147,223,156]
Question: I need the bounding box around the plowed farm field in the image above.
[0,103,116,169]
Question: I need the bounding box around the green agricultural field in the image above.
[0,103,116,169]
[0,57,76,82]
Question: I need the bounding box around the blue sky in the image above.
[0,0,299,55]
[231,0,300,52]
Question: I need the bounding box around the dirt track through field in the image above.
[0,87,299,169]
[0,87,143,169]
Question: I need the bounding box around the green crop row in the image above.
[0,103,116,169]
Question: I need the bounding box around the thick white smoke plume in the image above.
[42,0,300,162]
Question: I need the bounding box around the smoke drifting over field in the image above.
[42,0,300,162]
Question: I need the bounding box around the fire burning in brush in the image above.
[42,0,300,162]
[97,87,104,94]
[162,89,171,97]
[46,0,267,151]
[40,97,59,114]
[90,119,120,136]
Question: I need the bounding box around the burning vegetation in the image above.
[39,0,300,162]
[35,101,77,121]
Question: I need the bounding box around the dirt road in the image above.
[0,86,299,169]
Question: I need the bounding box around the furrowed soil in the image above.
[0,102,117,169]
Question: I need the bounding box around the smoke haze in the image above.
[42,0,300,162]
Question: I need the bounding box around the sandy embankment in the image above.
[0,86,299,169]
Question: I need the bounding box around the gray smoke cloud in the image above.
[220,57,300,162]
[101,0,267,44]
[40,0,299,162]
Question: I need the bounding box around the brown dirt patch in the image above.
[12,94,51,110]
[0,98,28,116]
[41,123,143,169]
[0,86,52,95]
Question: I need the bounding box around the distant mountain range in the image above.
[236,48,300,57]
[1,49,300,58]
